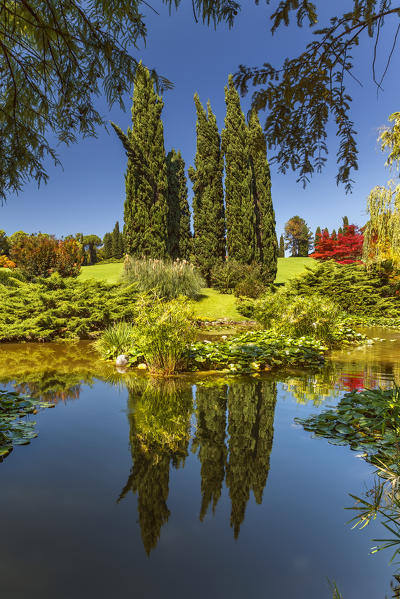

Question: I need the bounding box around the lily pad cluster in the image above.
[0,389,53,461]
[295,387,400,465]
[186,331,327,373]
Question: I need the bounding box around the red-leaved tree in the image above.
[311,225,363,263]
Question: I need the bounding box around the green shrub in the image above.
[0,268,26,287]
[211,260,267,296]
[122,257,204,300]
[288,261,400,317]
[252,291,346,346]
[94,322,136,358]
[0,273,140,341]
[132,297,196,374]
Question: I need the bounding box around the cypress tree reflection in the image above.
[226,380,277,538]
[119,378,193,555]
[193,384,228,521]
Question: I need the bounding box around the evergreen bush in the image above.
[122,257,204,300]
[288,261,400,317]
[211,260,267,297]
[251,291,353,346]
[0,272,139,341]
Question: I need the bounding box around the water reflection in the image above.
[119,379,193,554]
[118,377,277,551]
[0,341,115,403]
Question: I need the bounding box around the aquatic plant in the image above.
[122,257,204,300]
[0,389,53,461]
[132,297,196,374]
[240,291,364,347]
[187,330,326,372]
[94,321,136,358]
[296,387,400,464]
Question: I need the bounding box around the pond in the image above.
[0,330,399,598]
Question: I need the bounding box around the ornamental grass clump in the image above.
[253,291,345,346]
[122,257,204,300]
[94,322,136,359]
[133,297,196,374]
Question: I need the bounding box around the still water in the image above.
[0,331,399,598]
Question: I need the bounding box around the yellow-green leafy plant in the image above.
[133,297,196,374]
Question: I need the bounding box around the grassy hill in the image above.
[79,257,314,320]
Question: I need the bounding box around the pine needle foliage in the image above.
[112,64,168,258]
[222,75,256,264]
[189,94,225,282]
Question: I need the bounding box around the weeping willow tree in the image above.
[118,378,193,554]
[363,183,400,267]
[363,114,400,268]
[379,112,400,173]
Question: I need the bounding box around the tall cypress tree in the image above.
[166,149,192,260]
[189,94,225,282]
[248,109,278,281]
[112,64,168,258]
[222,75,256,264]
[314,226,322,248]
[111,221,123,259]
[103,232,113,259]
[279,234,285,258]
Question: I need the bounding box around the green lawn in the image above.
[79,262,124,283]
[193,288,245,320]
[79,257,314,321]
[275,257,314,284]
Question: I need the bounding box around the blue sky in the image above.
[1,1,399,239]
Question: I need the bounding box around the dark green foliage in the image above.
[0,230,9,255]
[82,234,102,265]
[211,259,265,295]
[314,226,321,248]
[279,234,285,258]
[222,75,256,264]
[111,221,124,259]
[0,271,139,342]
[284,216,313,257]
[211,259,269,297]
[248,110,278,281]
[166,149,192,260]
[233,273,268,299]
[288,261,400,318]
[192,385,228,521]
[119,379,193,554]
[189,94,225,282]
[342,216,349,231]
[113,65,168,258]
[227,380,276,537]
[102,233,113,259]
[0,389,53,461]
